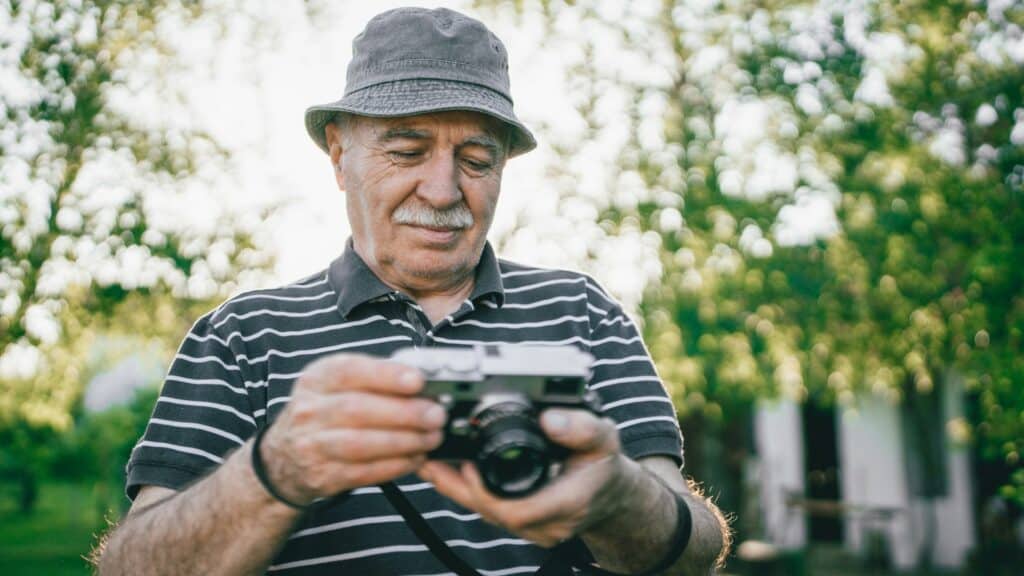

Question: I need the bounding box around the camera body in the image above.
[391,344,601,498]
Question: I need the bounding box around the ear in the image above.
[324,123,346,191]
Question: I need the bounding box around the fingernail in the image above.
[543,410,569,433]
[400,370,421,389]
[423,403,447,427]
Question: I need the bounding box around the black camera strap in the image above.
[379,482,582,576]
[380,482,481,576]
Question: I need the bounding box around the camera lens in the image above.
[473,400,550,498]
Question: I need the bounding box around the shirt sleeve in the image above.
[585,282,684,468]
[125,310,258,500]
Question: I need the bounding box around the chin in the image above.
[399,252,472,280]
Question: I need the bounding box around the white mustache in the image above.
[392,202,474,229]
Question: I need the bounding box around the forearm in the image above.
[98,440,303,576]
[582,457,727,576]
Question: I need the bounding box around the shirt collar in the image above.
[328,239,505,319]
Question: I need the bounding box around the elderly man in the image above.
[98,7,727,576]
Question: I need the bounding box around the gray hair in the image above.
[333,113,357,148]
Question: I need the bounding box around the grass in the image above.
[0,481,122,576]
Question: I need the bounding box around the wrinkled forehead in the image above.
[354,111,508,147]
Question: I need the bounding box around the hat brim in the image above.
[304,79,537,158]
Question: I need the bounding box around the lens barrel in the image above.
[473,400,550,498]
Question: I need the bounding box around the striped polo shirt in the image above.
[127,240,683,575]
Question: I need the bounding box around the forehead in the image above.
[355,111,506,142]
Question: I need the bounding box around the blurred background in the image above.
[1,0,1021,574]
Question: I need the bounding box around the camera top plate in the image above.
[392,344,592,381]
[391,344,597,407]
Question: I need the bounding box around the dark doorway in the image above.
[802,401,843,542]
[967,390,1024,574]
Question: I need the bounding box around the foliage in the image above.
[50,383,160,516]
[476,0,1024,502]
[0,0,273,366]
[0,0,274,510]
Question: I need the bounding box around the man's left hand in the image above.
[417,408,633,548]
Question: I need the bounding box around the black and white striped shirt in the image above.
[127,241,683,575]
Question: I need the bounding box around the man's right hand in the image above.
[257,354,446,506]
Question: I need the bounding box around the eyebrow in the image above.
[460,134,502,157]
[377,127,431,143]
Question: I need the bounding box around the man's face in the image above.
[328,111,507,293]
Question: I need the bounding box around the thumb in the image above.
[540,409,620,456]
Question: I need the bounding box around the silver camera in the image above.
[391,344,601,498]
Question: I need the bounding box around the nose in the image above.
[415,151,463,208]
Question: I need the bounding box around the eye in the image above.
[462,157,493,173]
[388,150,423,162]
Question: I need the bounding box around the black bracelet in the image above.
[250,425,309,510]
[583,483,693,576]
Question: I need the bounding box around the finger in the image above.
[301,354,424,395]
[417,461,478,511]
[334,455,428,490]
[311,392,447,431]
[460,461,598,531]
[315,429,443,462]
[540,409,620,455]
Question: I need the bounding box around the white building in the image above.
[751,374,975,570]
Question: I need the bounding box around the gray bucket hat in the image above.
[304,7,537,158]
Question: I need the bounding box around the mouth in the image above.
[404,224,462,245]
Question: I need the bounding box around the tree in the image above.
[476,0,1024,518]
[0,0,275,511]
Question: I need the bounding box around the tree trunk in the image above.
[18,468,38,514]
